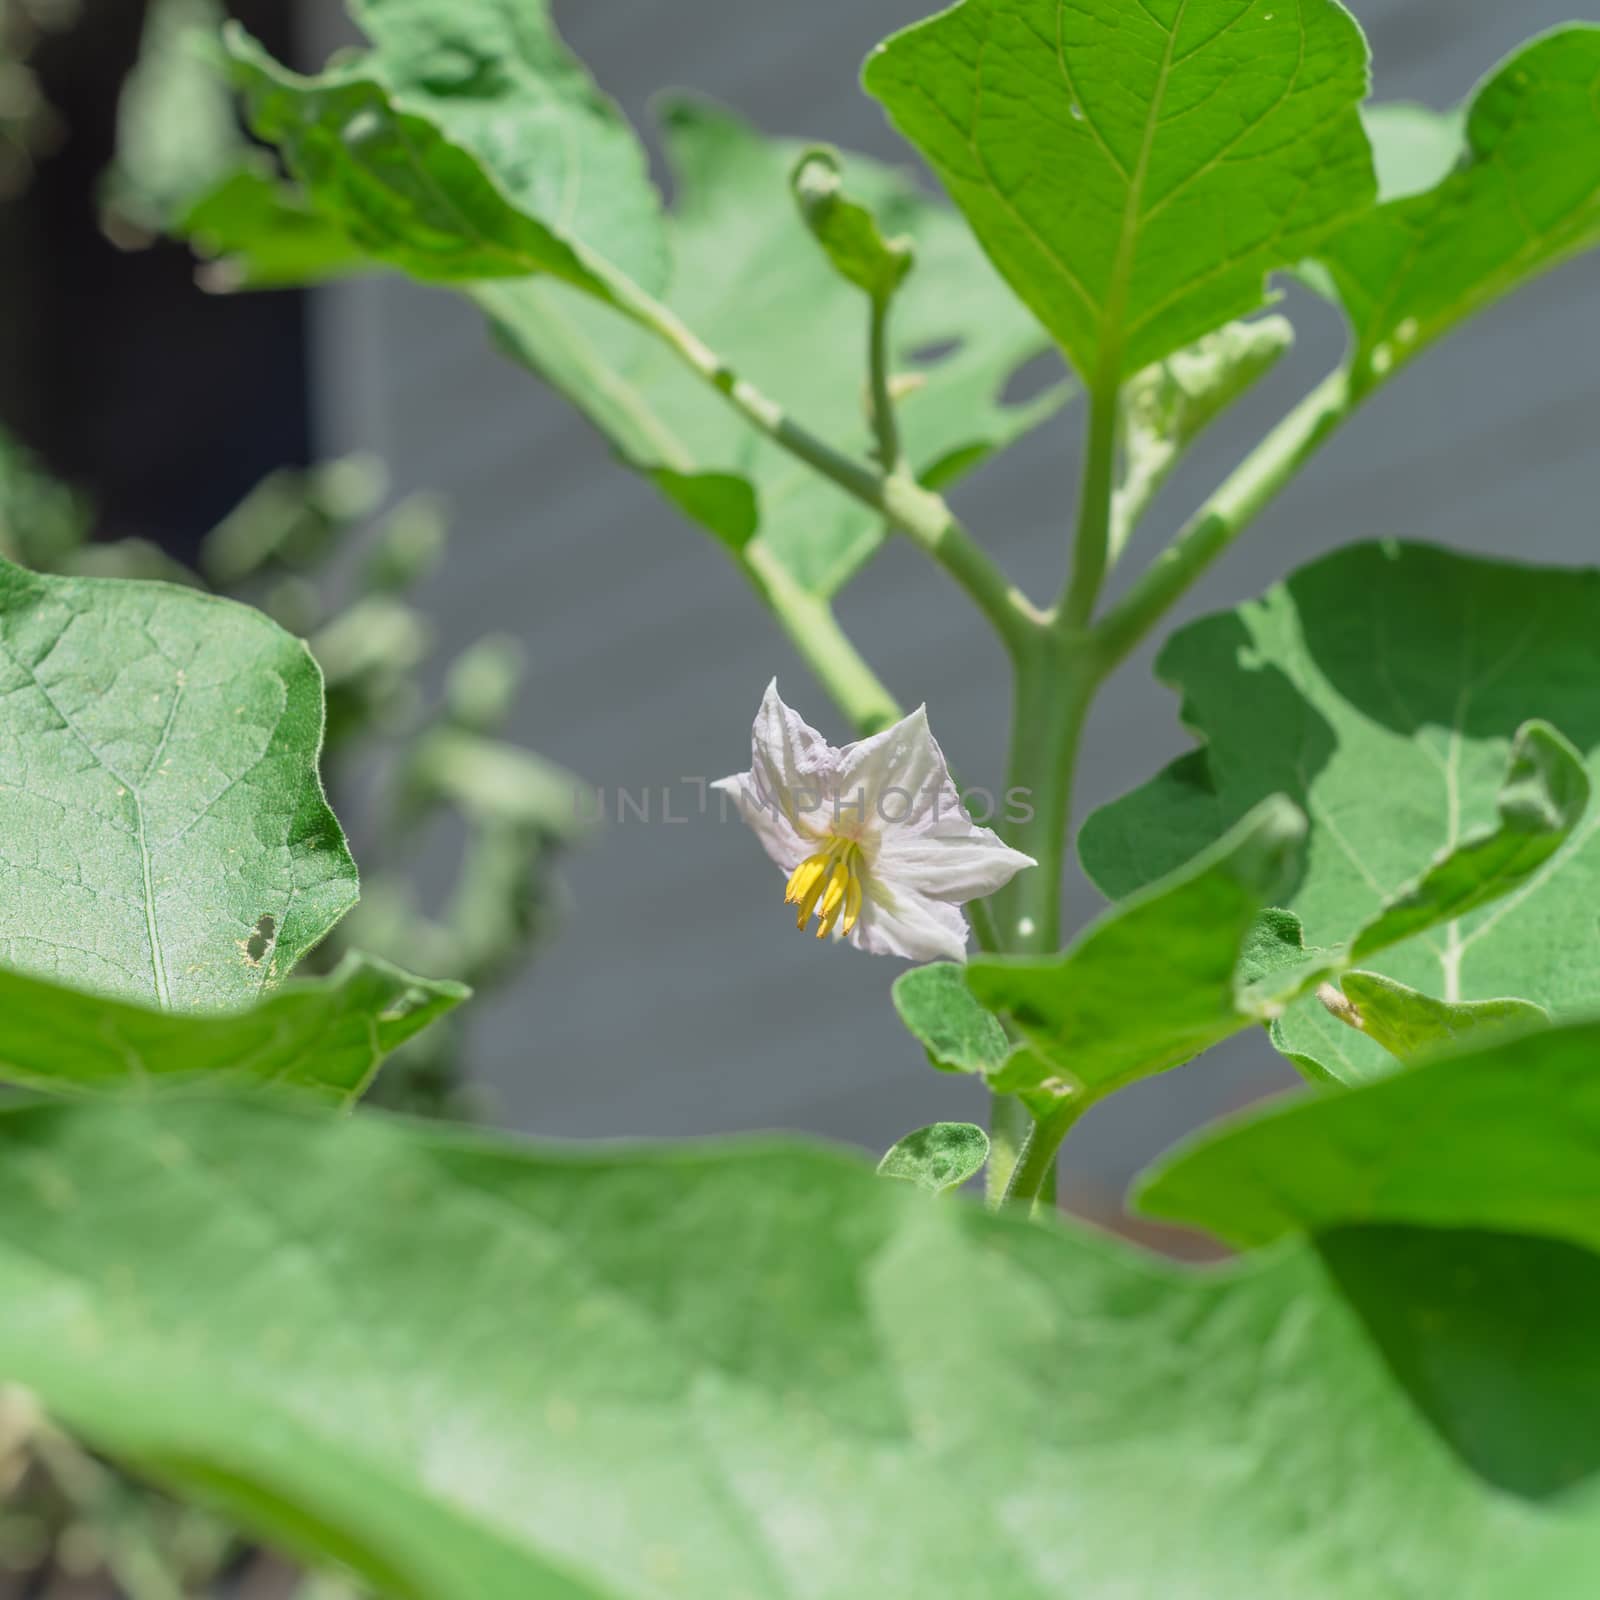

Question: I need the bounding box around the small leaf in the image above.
[0,953,467,1102]
[1138,1015,1600,1258]
[968,797,1305,1099]
[1325,970,1548,1064]
[891,961,1009,1077]
[791,146,913,302]
[0,558,356,1010]
[877,1122,988,1194]
[865,0,1375,384]
[1318,27,1600,386]
[1082,541,1600,1086]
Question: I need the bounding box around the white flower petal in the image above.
[711,774,813,872]
[849,877,971,962]
[751,679,838,810]
[834,705,955,838]
[874,823,1037,902]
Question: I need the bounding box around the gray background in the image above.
[305,0,1599,1227]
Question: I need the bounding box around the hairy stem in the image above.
[986,1093,1031,1206]
[1093,366,1354,671]
[1060,381,1122,627]
[1004,1096,1094,1215]
[607,272,1041,659]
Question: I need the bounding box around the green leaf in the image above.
[225,1,664,303]
[180,163,369,290]
[891,961,1009,1076]
[0,558,357,1010]
[1348,719,1589,961]
[1318,27,1600,385]
[0,1098,1594,1597]
[0,953,465,1102]
[102,0,241,236]
[791,147,914,302]
[876,1121,988,1193]
[1139,1015,1600,1258]
[865,0,1375,384]
[483,99,1068,595]
[1361,102,1466,203]
[1082,542,1600,1085]
[968,797,1306,1099]
[1322,970,1548,1064]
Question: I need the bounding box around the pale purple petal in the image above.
[873,824,1037,902]
[849,879,970,962]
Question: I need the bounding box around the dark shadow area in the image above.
[0,0,308,564]
[1321,1224,1600,1503]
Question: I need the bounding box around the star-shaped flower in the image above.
[714,682,1036,961]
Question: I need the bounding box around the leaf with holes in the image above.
[1081,541,1600,1085]
[0,953,465,1102]
[865,0,1375,386]
[484,100,1067,595]
[1318,27,1600,390]
[0,1097,1596,1597]
[0,559,356,1010]
[225,0,668,303]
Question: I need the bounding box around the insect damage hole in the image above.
[241,914,278,967]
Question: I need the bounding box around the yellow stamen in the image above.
[783,837,865,941]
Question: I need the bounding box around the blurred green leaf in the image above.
[1082,542,1600,1086]
[102,0,240,238]
[1139,1015,1600,1257]
[891,961,1009,1077]
[791,146,913,303]
[877,1121,988,1194]
[865,0,1374,384]
[0,1101,1595,1596]
[180,163,369,291]
[1319,28,1600,386]
[0,425,91,570]
[485,99,1067,594]
[1360,101,1467,203]
[0,559,356,1009]
[0,953,465,1102]
[1325,970,1547,1064]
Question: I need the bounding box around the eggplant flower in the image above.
[714,682,1036,961]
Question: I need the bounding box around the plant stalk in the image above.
[867,293,903,474]
[1060,379,1122,627]
[1003,1096,1094,1215]
[607,271,1041,660]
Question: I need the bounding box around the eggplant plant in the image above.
[1,1,1599,1595]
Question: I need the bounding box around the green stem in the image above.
[986,1093,1031,1206]
[607,271,1041,660]
[989,630,1098,953]
[1060,379,1121,627]
[1003,1095,1094,1216]
[1093,366,1354,671]
[742,541,901,736]
[868,293,903,473]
